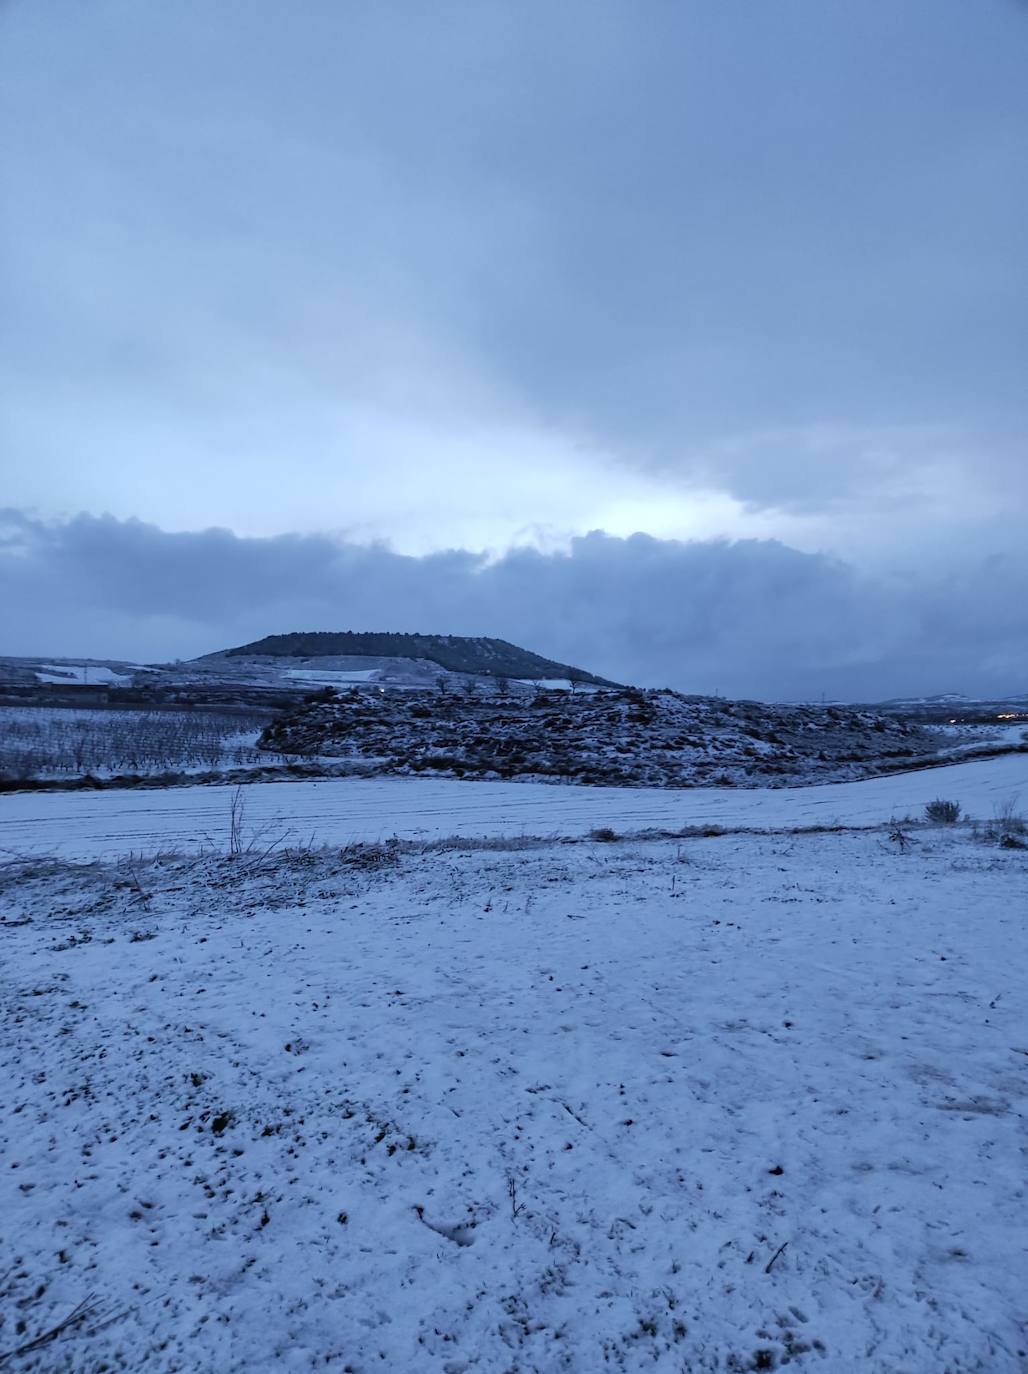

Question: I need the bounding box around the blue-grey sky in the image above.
[1,1,1026,697]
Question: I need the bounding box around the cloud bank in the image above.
[2,511,1024,702]
[2,2,1025,556]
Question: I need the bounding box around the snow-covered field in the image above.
[284,669,381,686]
[0,707,275,782]
[1,823,1025,1371]
[936,722,1028,752]
[34,665,131,686]
[1,751,1025,861]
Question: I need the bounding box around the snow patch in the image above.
[35,664,131,685]
[283,669,380,685]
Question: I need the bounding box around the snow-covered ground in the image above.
[934,722,1028,752]
[1,751,1026,861]
[1,825,1025,1371]
[284,669,381,686]
[34,664,131,685]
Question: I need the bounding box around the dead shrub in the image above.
[589,827,620,843]
[339,840,401,870]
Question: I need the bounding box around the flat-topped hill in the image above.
[214,631,618,686]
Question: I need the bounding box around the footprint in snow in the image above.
[414,1206,477,1247]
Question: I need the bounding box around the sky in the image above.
[1,0,1026,699]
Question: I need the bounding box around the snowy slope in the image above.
[2,751,1026,861]
[35,664,131,685]
[1,828,1025,1371]
[283,669,381,685]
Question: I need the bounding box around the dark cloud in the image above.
[0,5,1023,686]
[1,1,1024,534]
[670,426,1028,519]
[2,511,1025,702]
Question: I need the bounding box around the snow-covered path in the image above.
[1,829,1025,1371]
[1,751,1026,859]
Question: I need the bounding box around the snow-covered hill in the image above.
[213,630,617,685]
[262,685,942,788]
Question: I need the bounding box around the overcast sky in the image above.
[1,1,1026,698]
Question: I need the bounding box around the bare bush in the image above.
[994,797,1027,835]
[924,798,961,824]
[228,786,247,857]
[339,840,402,870]
[973,797,1027,847]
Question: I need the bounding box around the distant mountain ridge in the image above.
[216,631,619,686]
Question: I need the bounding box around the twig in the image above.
[764,1241,789,1274]
[241,832,291,873]
[561,1101,591,1130]
[228,785,246,856]
[0,1294,102,1365]
[124,862,152,910]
